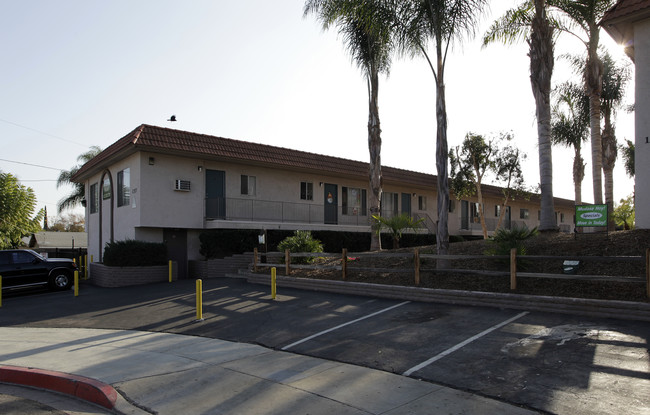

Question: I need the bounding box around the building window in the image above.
[520,208,529,219]
[117,168,130,207]
[561,212,565,223]
[342,187,367,215]
[419,196,427,211]
[471,202,482,222]
[102,176,111,200]
[90,183,98,214]
[495,205,501,217]
[241,175,256,196]
[381,192,399,217]
[300,181,313,201]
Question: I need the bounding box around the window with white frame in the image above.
[241,175,256,196]
[381,192,399,217]
[520,208,529,219]
[300,181,313,201]
[90,183,98,214]
[418,196,427,211]
[342,187,366,215]
[117,168,130,207]
[495,204,501,217]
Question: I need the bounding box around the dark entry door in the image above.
[401,193,411,216]
[163,229,187,279]
[206,169,226,219]
[505,206,511,229]
[461,200,469,230]
[324,183,338,224]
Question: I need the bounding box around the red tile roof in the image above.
[601,0,650,24]
[72,124,436,189]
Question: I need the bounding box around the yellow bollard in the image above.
[169,260,173,283]
[196,279,203,321]
[271,267,277,300]
[74,270,79,297]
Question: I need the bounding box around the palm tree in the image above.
[548,0,616,206]
[397,0,488,258]
[600,50,630,229]
[56,146,102,213]
[304,0,396,250]
[483,0,557,231]
[551,81,589,206]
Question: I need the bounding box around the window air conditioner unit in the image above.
[174,179,191,192]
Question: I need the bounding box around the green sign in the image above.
[575,205,608,227]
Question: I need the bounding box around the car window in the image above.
[12,251,36,264]
[0,252,10,265]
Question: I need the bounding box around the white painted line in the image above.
[403,311,529,377]
[281,301,410,351]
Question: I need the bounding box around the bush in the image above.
[277,231,323,264]
[486,225,538,256]
[103,240,167,267]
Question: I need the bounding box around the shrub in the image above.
[277,231,323,264]
[486,225,538,257]
[103,240,167,267]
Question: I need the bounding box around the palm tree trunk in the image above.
[367,68,382,251]
[602,111,617,231]
[586,25,604,205]
[435,46,450,267]
[573,147,584,206]
[529,0,556,231]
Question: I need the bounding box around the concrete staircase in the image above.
[206,253,253,278]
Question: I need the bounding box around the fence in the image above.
[252,247,650,299]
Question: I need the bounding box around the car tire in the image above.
[49,270,72,291]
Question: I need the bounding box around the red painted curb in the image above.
[0,365,117,409]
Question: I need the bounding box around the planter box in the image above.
[89,262,177,288]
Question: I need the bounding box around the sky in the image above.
[0,0,636,223]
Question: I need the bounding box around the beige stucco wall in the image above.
[634,19,650,229]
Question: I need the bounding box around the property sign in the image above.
[575,205,608,227]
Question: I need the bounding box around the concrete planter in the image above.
[89,262,177,288]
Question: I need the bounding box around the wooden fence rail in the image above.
[252,247,650,299]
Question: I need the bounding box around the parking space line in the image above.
[281,301,410,351]
[403,311,529,376]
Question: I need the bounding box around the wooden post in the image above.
[253,248,258,272]
[342,248,347,280]
[285,249,290,276]
[646,248,649,299]
[510,248,517,290]
[414,248,420,286]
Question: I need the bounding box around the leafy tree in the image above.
[612,194,634,230]
[551,80,589,205]
[398,0,488,258]
[449,133,496,239]
[56,145,102,213]
[619,139,634,178]
[493,137,528,232]
[48,213,85,232]
[0,171,44,249]
[304,0,398,251]
[372,213,424,248]
[483,0,557,231]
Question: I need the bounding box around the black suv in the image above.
[0,249,77,291]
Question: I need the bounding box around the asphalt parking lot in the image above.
[1,278,649,415]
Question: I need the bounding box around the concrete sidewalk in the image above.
[0,327,539,415]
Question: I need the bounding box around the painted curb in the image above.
[231,272,650,322]
[0,365,117,410]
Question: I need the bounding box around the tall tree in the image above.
[304,0,396,250]
[548,0,616,206]
[551,81,590,205]
[398,0,488,258]
[0,171,44,249]
[493,136,527,232]
[483,0,557,231]
[599,50,630,230]
[57,146,102,213]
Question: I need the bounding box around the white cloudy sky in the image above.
[0,0,635,221]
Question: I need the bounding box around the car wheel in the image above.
[49,271,72,291]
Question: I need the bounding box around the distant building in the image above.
[72,125,576,278]
[24,232,88,255]
[601,0,650,229]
